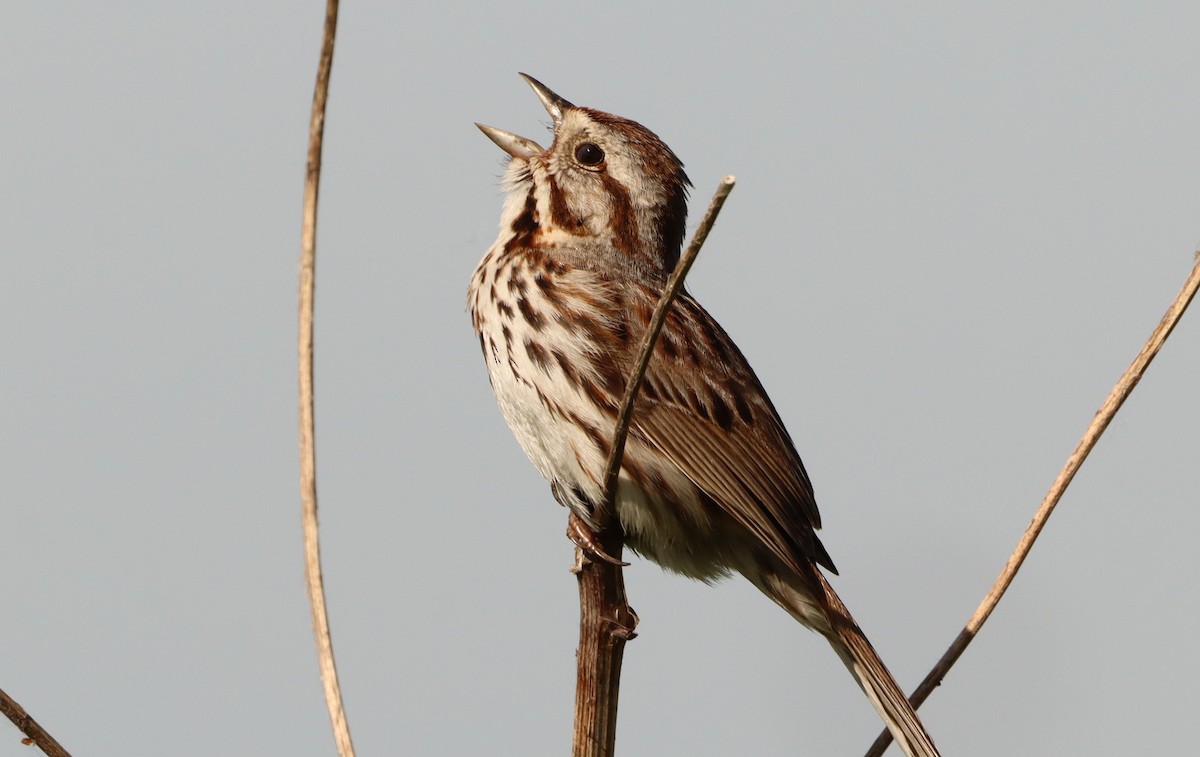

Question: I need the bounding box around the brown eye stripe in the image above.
[597,173,638,260]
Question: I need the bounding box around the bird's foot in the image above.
[567,512,629,568]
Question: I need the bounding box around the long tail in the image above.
[753,567,940,757]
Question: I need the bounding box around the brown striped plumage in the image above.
[469,75,939,756]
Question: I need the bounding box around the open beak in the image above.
[474,124,543,159]
[476,73,574,159]
[519,72,572,126]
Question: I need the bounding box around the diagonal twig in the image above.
[593,175,738,525]
[572,176,736,757]
[865,252,1200,757]
[298,2,355,756]
[0,687,71,757]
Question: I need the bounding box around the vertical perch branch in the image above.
[864,253,1200,757]
[298,2,355,756]
[571,527,634,757]
[572,177,736,757]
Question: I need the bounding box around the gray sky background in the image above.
[3,3,1198,755]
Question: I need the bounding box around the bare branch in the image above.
[0,687,71,757]
[571,527,634,757]
[298,2,355,756]
[572,177,736,757]
[865,252,1200,757]
[594,175,738,525]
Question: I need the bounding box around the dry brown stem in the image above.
[0,687,71,757]
[298,2,354,755]
[572,177,736,757]
[865,252,1200,757]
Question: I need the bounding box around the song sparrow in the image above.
[469,74,939,756]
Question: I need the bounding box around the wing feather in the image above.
[630,292,837,574]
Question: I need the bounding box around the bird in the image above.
[468,73,939,756]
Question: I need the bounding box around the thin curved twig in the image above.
[298,2,354,756]
[865,252,1200,757]
[572,177,736,757]
[593,175,738,524]
[0,687,71,757]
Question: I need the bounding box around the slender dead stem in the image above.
[298,2,354,756]
[0,688,71,757]
[594,176,738,524]
[865,253,1200,757]
[572,177,736,757]
[571,528,634,757]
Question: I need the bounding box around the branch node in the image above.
[608,608,639,641]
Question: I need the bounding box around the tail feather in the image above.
[828,620,939,757]
[754,567,940,757]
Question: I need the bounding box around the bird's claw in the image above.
[567,512,629,567]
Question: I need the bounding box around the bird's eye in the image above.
[574,142,605,167]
